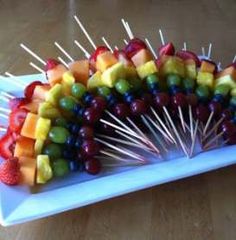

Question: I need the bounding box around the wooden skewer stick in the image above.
[123,39,128,45]
[233,54,236,63]
[95,138,146,162]
[121,19,132,40]
[125,21,134,39]
[29,62,45,74]
[183,42,187,51]
[58,57,69,68]
[0,107,11,114]
[178,106,186,133]
[145,38,157,59]
[163,106,189,158]
[202,111,214,136]
[189,105,194,141]
[217,62,222,70]
[190,120,199,157]
[54,42,74,62]
[203,131,224,150]
[20,43,46,65]
[158,29,165,45]
[0,91,14,99]
[114,46,119,50]
[74,40,91,59]
[201,47,206,57]
[101,37,113,53]
[151,107,177,144]
[208,43,212,59]
[74,15,97,50]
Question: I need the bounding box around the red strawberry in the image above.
[176,50,201,67]
[45,58,60,71]
[9,97,29,111]
[90,46,110,63]
[24,81,43,99]
[0,133,15,159]
[0,157,20,185]
[9,108,28,133]
[158,42,175,57]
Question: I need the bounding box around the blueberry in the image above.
[66,135,76,146]
[83,92,94,105]
[123,92,135,103]
[73,104,81,114]
[75,138,82,148]
[69,160,80,172]
[71,123,80,133]
[63,149,75,159]
[107,94,117,106]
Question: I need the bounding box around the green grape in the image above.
[52,158,69,177]
[115,79,130,95]
[59,96,77,112]
[71,83,86,99]
[49,127,70,144]
[43,143,62,160]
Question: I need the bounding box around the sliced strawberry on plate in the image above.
[24,81,44,100]
[158,42,175,57]
[9,97,29,111]
[9,108,28,133]
[0,157,20,185]
[0,133,15,159]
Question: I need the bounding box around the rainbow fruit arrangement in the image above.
[1,19,236,187]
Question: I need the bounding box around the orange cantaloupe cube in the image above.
[96,52,118,72]
[20,99,42,114]
[14,137,35,158]
[32,85,50,100]
[68,60,89,86]
[19,157,36,186]
[21,113,38,139]
[131,49,153,67]
[47,64,67,86]
[200,60,215,73]
[216,66,236,80]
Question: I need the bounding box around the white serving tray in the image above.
[1,74,236,227]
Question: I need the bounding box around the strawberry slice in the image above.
[0,157,20,185]
[24,81,44,99]
[176,50,201,67]
[0,133,15,159]
[124,38,147,59]
[158,42,175,57]
[9,97,29,111]
[9,108,28,133]
[114,49,132,66]
[45,58,61,71]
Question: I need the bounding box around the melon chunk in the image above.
[19,157,36,186]
[200,60,215,73]
[47,64,67,86]
[21,113,38,139]
[14,137,35,158]
[216,66,236,80]
[32,85,50,100]
[131,49,152,67]
[136,60,158,79]
[68,60,89,85]
[101,62,126,87]
[197,72,214,89]
[96,52,118,72]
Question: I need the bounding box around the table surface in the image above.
[0,0,236,239]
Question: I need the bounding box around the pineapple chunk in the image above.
[216,75,236,89]
[34,139,44,155]
[96,51,118,72]
[62,71,75,95]
[197,72,214,88]
[231,88,236,97]
[45,83,63,106]
[37,155,53,184]
[161,56,185,77]
[185,59,197,79]
[35,117,51,140]
[87,71,103,90]
[38,102,61,119]
[136,60,158,79]
[101,62,126,87]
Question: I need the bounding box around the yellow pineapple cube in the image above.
[216,75,236,89]
[45,83,62,106]
[37,155,53,184]
[161,57,185,77]
[87,71,103,90]
[136,60,158,79]
[62,71,75,95]
[197,72,214,88]
[185,59,197,79]
[35,117,51,140]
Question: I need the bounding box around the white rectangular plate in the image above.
[1,74,236,226]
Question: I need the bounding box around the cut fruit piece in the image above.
[34,139,44,155]
[200,60,216,74]
[101,62,126,87]
[45,83,63,106]
[21,113,38,139]
[136,60,158,79]
[216,75,236,90]
[47,64,67,86]
[96,51,118,72]
[62,71,75,95]
[36,155,53,184]
[68,60,89,85]
[20,99,42,114]
[160,56,185,77]
[197,72,214,89]
[14,137,35,158]
[35,117,51,141]
[19,157,36,186]
[216,66,236,80]
[87,71,103,90]
[125,66,137,79]
[38,102,61,119]
[32,84,51,101]
[185,59,197,79]
[131,49,153,67]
